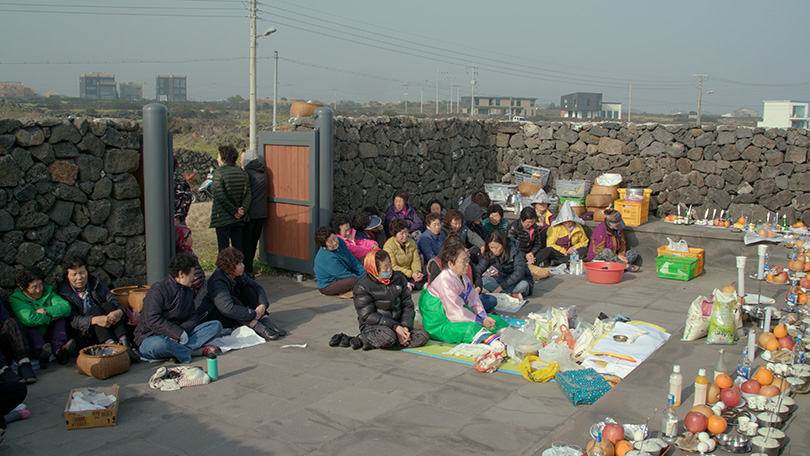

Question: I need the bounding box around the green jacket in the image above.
[8,285,72,336]
[209,163,252,228]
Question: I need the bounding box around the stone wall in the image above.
[174,147,216,185]
[283,117,810,226]
[0,117,145,300]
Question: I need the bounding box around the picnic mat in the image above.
[403,316,528,376]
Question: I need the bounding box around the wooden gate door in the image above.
[258,131,319,273]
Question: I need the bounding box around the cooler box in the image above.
[656,245,705,277]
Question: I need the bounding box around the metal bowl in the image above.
[716,432,751,453]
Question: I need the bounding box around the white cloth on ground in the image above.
[208,325,265,353]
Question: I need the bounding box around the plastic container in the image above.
[615,198,650,226]
[513,165,550,188]
[656,255,698,281]
[656,246,705,277]
[556,179,591,198]
[484,183,517,203]
[583,261,625,284]
[618,188,652,201]
[559,196,586,211]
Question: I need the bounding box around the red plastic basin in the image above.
[583,261,625,284]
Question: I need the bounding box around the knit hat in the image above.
[552,201,585,226]
[464,204,486,224]
[603,209,625,230]
[243,149,258,163]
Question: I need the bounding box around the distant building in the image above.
[80,72,118,100]
[601,102,622,120]
[119,82,143,101]
[721,107,759,118]
[156,75,187,102]
[758,100,809,129]
[561,92,600,119]
[460,96,537,117]
[0,82,35,98]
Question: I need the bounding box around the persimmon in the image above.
[707,415,728,434]
[774,324,788,338]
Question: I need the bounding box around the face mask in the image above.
[380,271,392,279]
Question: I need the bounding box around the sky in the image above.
[2,0,809,115]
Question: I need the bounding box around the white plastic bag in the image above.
[537,343,581,372]
[667,237,689,253]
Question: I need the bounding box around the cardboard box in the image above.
[64,385,119,430]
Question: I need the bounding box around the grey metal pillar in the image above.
[143,103,172,284]
[315,107,333,227]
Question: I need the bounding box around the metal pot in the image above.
[625,188,645,200]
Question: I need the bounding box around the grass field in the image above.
[185,201,276,276]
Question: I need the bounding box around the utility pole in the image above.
[435,67,439,115]
[404,83,408,115]
[694,73,708,125]
[470,66,477,116]
[420,80,424,114]
[627,82,632,122]
[449,75,454,114]
[249,0,258,152]
[273,50,278,131]
[333,88,336,111]
[509,96,512,118]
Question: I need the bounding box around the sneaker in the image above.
[328,333,344,347]
[0,367,22,384]
[39,343,52,369]
[262,319,287,337]
[253,323,279,341]
[56,339,77,365]
[17,363,36,384]
[201,345,218,357]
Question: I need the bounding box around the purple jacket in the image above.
[134,275,200,345]
[384,203,423,236]
[586,222,625,260]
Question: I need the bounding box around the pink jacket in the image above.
[338,228,379,260]
[427,269,487,323]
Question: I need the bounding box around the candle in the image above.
[705,208,709,219]
[764,307,772,333]
[678,205,681,217]
[747,330,756,363]
[767,213,770,224]
[712,208,717,220]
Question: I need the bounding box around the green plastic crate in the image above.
[656,255,698,281]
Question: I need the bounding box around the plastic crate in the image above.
[484,183,516,203]
[558,197,586,212]
[657,246,704,277]
[656,255,698,281]
[513,165,550,188]
[556,179,591,198]
[618,188,652,202]
[615,199,650,226]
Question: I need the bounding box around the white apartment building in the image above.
[758,100,810,129]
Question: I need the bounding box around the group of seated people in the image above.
[0,244,290,386]
[312,187,639,348]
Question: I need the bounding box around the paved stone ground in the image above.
[3,266,808,455]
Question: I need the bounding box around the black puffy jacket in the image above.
[352,272,414,332]
[474,239,533,295]
[506,219,541,256]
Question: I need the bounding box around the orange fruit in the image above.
[758,331,776,348]
[707,415,728,434]
[615,440,634,456]
[724,221,730,227]
[765,338,780,351]
[774,324,788,338]
[715,374,733,389]
[737,217,746,225]
[756,367,774,386]
[799,293,808,305]
[766,273,775,282]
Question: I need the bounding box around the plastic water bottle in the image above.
[570,251,581,275]
[795,336,806,365]
[514,193,521,215]
[207,352,219,380]
[763,251,770,277]
[736,348,751,380]
[792,244,800,261]
[662,394,679,442]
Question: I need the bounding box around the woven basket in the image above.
[77,344,130,380]
[112,285,149,313]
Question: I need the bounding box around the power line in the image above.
[0,8,245,17]
[0,2,244,10]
